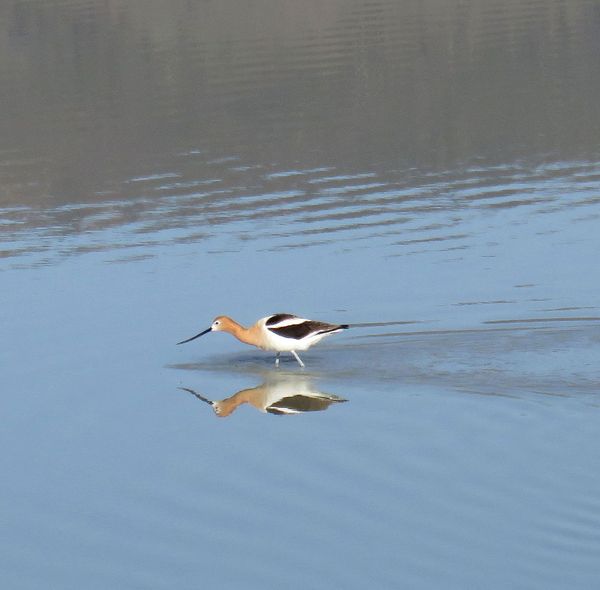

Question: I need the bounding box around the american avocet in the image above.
[177,313,349,367]
[179,374,347,417]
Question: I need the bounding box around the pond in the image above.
[2,1,600,588]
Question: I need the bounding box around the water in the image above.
[2,1,600,588]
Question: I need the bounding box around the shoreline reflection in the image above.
[179,373,347,417]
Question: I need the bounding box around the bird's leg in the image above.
[275,352,280,367]
[291,351,305,368]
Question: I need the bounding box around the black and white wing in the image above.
[265,314,348,340]
[266,393,347,414]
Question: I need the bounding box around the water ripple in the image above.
[2,158,600,267]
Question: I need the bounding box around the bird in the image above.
[177,313,349,367]
[179,373,347,417]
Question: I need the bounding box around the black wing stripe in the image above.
[269,395,344,413]
[269,322,315,340]
[269,321,347,340]
[266,313,297,326]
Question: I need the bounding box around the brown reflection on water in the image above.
[179,374,347,417]
[1,0,600,257]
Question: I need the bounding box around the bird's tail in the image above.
[318,324,349,335]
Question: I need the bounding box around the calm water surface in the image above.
[2,1,600,589]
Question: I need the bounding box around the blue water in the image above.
[2,1,600,589]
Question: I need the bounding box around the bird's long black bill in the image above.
[176,327,211,345]
[178,387,214,407]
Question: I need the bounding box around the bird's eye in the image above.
[214,320,220,325]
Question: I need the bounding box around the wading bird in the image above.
[179,373,347,417]
[177,313,349,367]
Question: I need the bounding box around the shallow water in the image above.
[2,1,600,589]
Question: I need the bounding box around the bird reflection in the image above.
[179,373,347,417]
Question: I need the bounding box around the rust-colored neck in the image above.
[214,386,261,417]
[220,317,261,347]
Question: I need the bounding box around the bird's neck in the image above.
[226,320,260,347]
[214,386,263,417]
